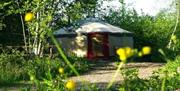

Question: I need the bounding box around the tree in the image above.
[53,0,98,29]
[1,0,61,56]
[1,0,100,56]
[103,0,180,61]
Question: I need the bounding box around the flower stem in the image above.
[107,62,124,89]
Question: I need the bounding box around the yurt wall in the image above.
[57,34,88,57]
[108,34,133,56]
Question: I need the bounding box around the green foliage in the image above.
[1,0,99,56]
[111,47,180,91]
[24,65,66,91]
[116,56,180,91]
[22,56,91,91]
[26,56,89,79]
[54,0,98,29]
[151,55,180,90]
[105,10,174,48]
[119,68,149,91]
[157,56,180,78]
[158,48,180,61]
[1,0,180,90]
[0,50,89,86]
[105,8,180,62]
[26,57,62,80]
[0,50,26,85]
[0,14,24,45]
[66,56,89,75]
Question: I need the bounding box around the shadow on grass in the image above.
[75,81,122,91]
[0,81,32,88]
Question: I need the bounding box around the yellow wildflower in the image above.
[116,48,125,56]
[125,47,133,57]
[116,48,128,62]
[142,46,151,55]
[66,80,76,90]
[119,55,127,62]
[25,12,34,22]
[58,67,64,74]
[138,52,143,57]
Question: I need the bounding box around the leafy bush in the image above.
[25,57,62,80]
[23,65,66,91]
[0,50,26,85]
[149,56,180,90]
[104,9,180,62]
[65,56,89,76]
[0,49,90,85]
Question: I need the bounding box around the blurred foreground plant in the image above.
[107,46,151,89]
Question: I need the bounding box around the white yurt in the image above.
[54,18,133,59]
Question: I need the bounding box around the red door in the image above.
[87,33,109,59]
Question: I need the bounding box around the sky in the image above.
[101,0,173,16]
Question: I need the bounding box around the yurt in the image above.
[54,18,133,59]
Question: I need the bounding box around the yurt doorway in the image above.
[87,33,109,59]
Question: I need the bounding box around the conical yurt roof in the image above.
[54,18,132,35]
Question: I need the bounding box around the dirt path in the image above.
[69,60,164,89]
